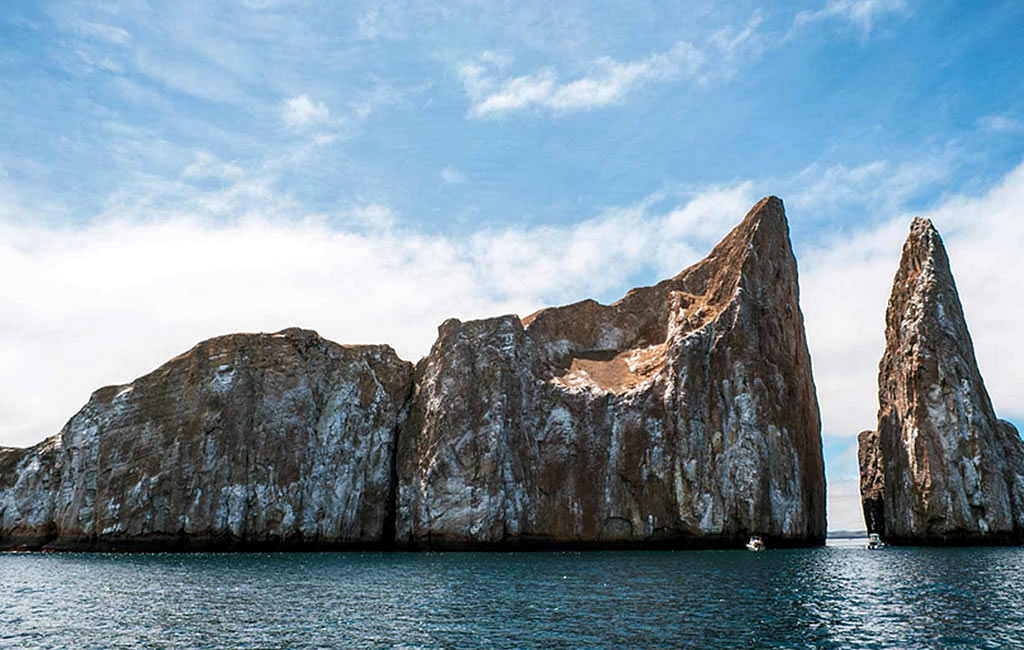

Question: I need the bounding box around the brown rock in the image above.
[396,197,826,548]
[0,328,413,550]
[857,429,884,534]
[859,218,1024,544]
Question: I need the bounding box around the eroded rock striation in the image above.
[859,218,1024,544]
[396,197,826,548]
[1,328,413,550]
[2,197,828,551]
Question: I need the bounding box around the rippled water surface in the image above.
[2,542,1023,648]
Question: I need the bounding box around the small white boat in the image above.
[745,535,766,552]
[866,533,884,550]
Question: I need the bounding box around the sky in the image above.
[1,0,1022,532]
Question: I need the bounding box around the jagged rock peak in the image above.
[397,196,825,549]
[859,218,1024,544]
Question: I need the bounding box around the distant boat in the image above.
[866,533,884,550]
[746,535,766,552]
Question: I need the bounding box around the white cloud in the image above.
[351,203,397,230]
[799,161,1024,454]
[182,152,244,180]
[0,185,752,448]
[455,11,780,118]
[788,157,952,216]
[282,94,329,127]
[709,12,766,67]
[460,39,707,117]
[440,167,466,184]
[793,0,908,33]
[74,21,132,45]
[978,114,1024,134]
[827,478,866,531]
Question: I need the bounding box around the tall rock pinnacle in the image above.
[860,218,1024,544]
[397,196,826,548]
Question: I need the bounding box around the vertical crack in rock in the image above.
[382,374,417,547]
[0,328,414,550]
[2,197,828,551]
[396,196,826,548]
[860,218,1024,544]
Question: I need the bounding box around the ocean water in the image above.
[1,541,1022,649]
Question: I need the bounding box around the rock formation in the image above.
[396,196,826,548]
[1,328,413,550]
[859,218,1024,544]
[2,197,828,551]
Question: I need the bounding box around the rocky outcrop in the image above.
[859,218,1024,544]
[0,328,413,550]
[857,429,885,534]
[0,438,61,546]
[2,197,829,551]
[396,197,826,548]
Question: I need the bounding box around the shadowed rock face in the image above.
[858,429,885,535]
[0,329,413,550]
[860,218,1024,545]
[396,197,826,548]
[2,197,828,551]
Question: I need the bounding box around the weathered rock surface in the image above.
[859,218,1024,544]
[0,438,60,546]
[857,429,885,535]
[2,197,830,551]
[396,197,826,548]
[0,328,413,550]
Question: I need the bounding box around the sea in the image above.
[1,539,1022,649]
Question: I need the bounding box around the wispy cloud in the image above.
[282,94,330,127]
[440,167,466,184]
[74,21,132,46]
[793,0,908,33]
[788,157,952,216]
[458,12,773,118]
[351,203,397,230]
[183,152,243,180]
[460,40,707,117]
[978,114,1023,134]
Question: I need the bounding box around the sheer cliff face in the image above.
[861,218,1024,544]
[2,197,827,551]
[0,439,60,546]
[0,329,413,550]
[396,197,826,548]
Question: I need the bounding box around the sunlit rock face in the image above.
[2,198,828,551]
[0,329,413,550]
[860,218,1024,545]
[0,439,60,547]
[396,197,826,548]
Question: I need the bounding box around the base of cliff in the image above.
[2,533,827,552]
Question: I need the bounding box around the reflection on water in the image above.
[1,544,1021,648]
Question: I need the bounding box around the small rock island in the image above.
[859,218,1024,545]
[1,196,827,551]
